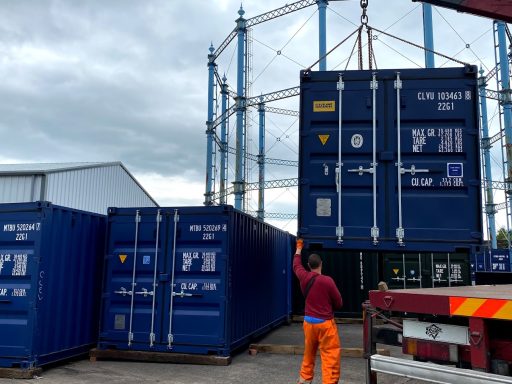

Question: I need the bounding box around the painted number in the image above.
[203,233,214,240]
[438,102,454,111]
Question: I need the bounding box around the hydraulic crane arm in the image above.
[413,0,512,23]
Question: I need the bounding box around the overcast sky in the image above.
[0,0,503,232]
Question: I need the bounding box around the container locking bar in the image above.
[167,209,179,349]
[127,210,141,347]
[395,72,431,247]
[347,74,379,244]
[336,74,344,243]
[149,209,161,347]
[370,74,379,244]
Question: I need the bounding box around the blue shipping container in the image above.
[0,202,106,368]
[99,205,293,356]
[298,67,482,252]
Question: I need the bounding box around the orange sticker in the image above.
[119,254,127,264]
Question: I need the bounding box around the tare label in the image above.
[410,128,463,153]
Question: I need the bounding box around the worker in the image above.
[293,238,343,384]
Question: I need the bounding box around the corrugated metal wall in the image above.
[0,164,156,214]
[0,175,43,202]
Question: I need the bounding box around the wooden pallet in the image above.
[89,348,231,366]
[248,344,390,358]
[0,367,42,379]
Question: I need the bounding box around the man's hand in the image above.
[296,238,303,254]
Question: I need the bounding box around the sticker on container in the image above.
[447,163,463,177]
[316,198,331,217]
[318,134,330,145]
[119,254,127,264]
[114,314,126,330]
[143,255,151,265]
[393,268,399,275]
[313,100,335,112]
[351,134,363,148]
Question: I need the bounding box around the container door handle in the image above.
[172,290,203,298]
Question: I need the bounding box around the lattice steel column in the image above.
[204,44,216,205]
[234,6,247,210]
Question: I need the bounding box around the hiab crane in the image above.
[414,0,512,23]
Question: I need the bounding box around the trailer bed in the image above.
[369,285,512,319]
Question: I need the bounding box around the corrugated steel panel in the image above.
[0,163,157,214]
[0,202,106,368]
[99,205,293,356]
[292,250,379,317]
[298,67,482,252]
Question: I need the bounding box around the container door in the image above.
[102,209,166,348]
[383,253,424,289]
[163,209,227,352]
[299,74,386,244]
[389,73,480,244]
[0,212,42,360]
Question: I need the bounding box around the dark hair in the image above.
[308,253,322,269]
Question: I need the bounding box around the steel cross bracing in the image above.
[226,145,298,166]
[264,106,299,117]
[211,177,299,202]
[212,0,343,60]
[250,86,300,105]
[211,86,300,130]
[246,0,343,28]
[247,211,298,220]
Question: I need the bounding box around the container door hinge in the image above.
[149,332,155,347]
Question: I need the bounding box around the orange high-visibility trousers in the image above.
[299,319,341,384]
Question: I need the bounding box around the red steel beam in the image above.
[414,0,512,23]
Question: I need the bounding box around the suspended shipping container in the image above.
[294,67,482,316]
[99,205,293,356]
[0,202,106,368]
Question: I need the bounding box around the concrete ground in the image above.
[0,323,429,384]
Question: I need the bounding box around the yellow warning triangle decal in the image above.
[393,268,399,275]
[119,254,127,264]
[318,134,330,145]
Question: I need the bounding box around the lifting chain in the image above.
[360,0,369,26]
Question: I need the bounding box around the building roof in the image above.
[0,162,120,174]
[0,161,159,206]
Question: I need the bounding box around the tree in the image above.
[496,227,512,249]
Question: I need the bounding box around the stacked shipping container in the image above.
[297,67,483,316]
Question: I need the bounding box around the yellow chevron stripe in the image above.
[492,301,512,320]
[451,298,486,316]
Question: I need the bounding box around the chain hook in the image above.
[360,0,369,26]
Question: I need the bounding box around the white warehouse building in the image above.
[0,162,158,214]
